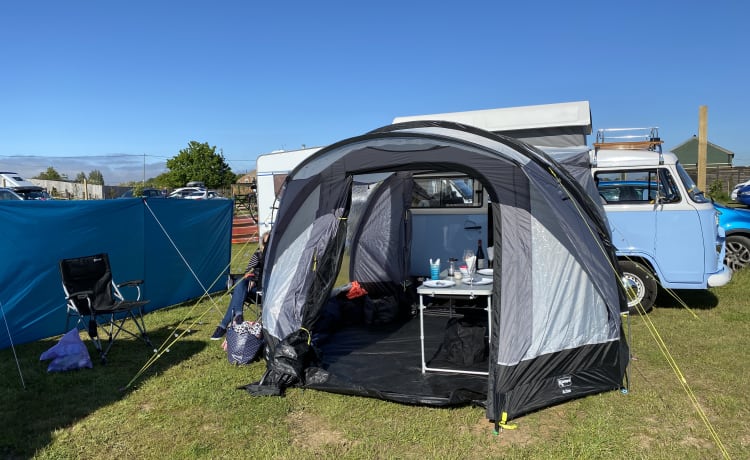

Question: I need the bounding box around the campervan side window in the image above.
[595,169,681,204]
[411,176,481,208]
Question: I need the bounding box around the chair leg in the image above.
[86,318,105,363]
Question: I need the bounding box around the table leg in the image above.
[419,294,426,374]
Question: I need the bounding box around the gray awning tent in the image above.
[246,121,628,427]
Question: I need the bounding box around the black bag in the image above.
[226,321,264,365]
[441,317,488,366]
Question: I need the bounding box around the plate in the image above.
[477,268,493,276]
[422,279,456,288]
[465,277,492,285]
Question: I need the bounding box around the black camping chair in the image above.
[59,253,153,364]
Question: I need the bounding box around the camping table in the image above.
[417,280,492,376]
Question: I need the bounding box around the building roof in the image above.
[671,136,734,166]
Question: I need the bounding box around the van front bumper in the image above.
[708,264,732,288]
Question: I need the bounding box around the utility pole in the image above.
[697,106,708,191]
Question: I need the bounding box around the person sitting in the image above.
[211,232,269,340]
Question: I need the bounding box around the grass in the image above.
[1,243,749,459]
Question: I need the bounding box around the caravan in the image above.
[255,147,321,233]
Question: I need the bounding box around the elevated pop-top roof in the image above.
[393,101,591,133]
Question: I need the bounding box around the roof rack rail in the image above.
[593,127,664,165]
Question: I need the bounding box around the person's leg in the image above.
[222,277,249,327]
[212,277,249,339]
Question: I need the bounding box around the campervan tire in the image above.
[725,235,750,272]
[619,260,657,315]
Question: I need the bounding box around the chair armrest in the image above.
[117,280,144,288]
[66,290,94,301]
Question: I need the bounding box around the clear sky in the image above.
[1,0,747,184]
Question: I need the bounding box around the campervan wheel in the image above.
[620,260,657,315]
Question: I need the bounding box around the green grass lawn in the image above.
[1,244,748,459]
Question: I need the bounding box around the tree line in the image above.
[33,141,239,189]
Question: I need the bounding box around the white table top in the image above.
[417,279,492,296]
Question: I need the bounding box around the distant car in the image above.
[730,179,750,201]
[119,188,166,199]
[184,190,225,200]
[0,187,23,200]
[733,184,750,206]
[13,186,53,200]
[168,187,203,199]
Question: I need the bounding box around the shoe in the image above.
[210,326,226,340]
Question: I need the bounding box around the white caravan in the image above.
[255,147,321,233]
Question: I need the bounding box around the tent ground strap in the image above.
[493,412,518,435]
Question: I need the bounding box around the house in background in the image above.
[671,136,735,166]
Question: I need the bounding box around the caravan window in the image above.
[411,176,481,208]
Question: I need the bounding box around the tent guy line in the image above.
[1,301,26,389]
[124,201,262,390]
[142,199,227,318]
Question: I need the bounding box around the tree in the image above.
[35,166,63,180]
[165,141,236,188]
[75,172,87,182]
[88,170,104,185]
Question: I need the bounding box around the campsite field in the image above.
[1,243,748,459]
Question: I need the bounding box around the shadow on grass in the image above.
[0,323,207,458]
[655,287,720,310]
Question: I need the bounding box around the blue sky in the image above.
[1,1,747,184]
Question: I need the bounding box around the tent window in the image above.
[411,176,481,208]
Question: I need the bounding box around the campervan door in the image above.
[408,173,488,276]
[255,147,321,233]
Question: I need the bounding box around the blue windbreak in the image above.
[0,198,232,349]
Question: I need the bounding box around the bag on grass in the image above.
[40,328,93,372]
[226,320,264,365]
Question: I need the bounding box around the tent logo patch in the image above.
[557,376,573,394]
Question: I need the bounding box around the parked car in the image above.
[119,187,166,199]
[184,190,225,200]
[730,179,750,201]
[168,187,203,198]
[0,187,23,200]
[732,184,750,206]
[13,186,53,200]
[715,203,750,271]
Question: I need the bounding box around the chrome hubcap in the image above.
[622,273,644,308]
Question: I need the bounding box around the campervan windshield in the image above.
[675,162,709,203]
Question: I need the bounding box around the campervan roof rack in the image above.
[593,127,664,164]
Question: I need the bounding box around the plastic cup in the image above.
[429,262,440,280]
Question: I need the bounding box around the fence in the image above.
[682,166,750,195]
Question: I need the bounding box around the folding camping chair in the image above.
[59,253,153,364]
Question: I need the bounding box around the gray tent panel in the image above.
[350,172,411,295]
